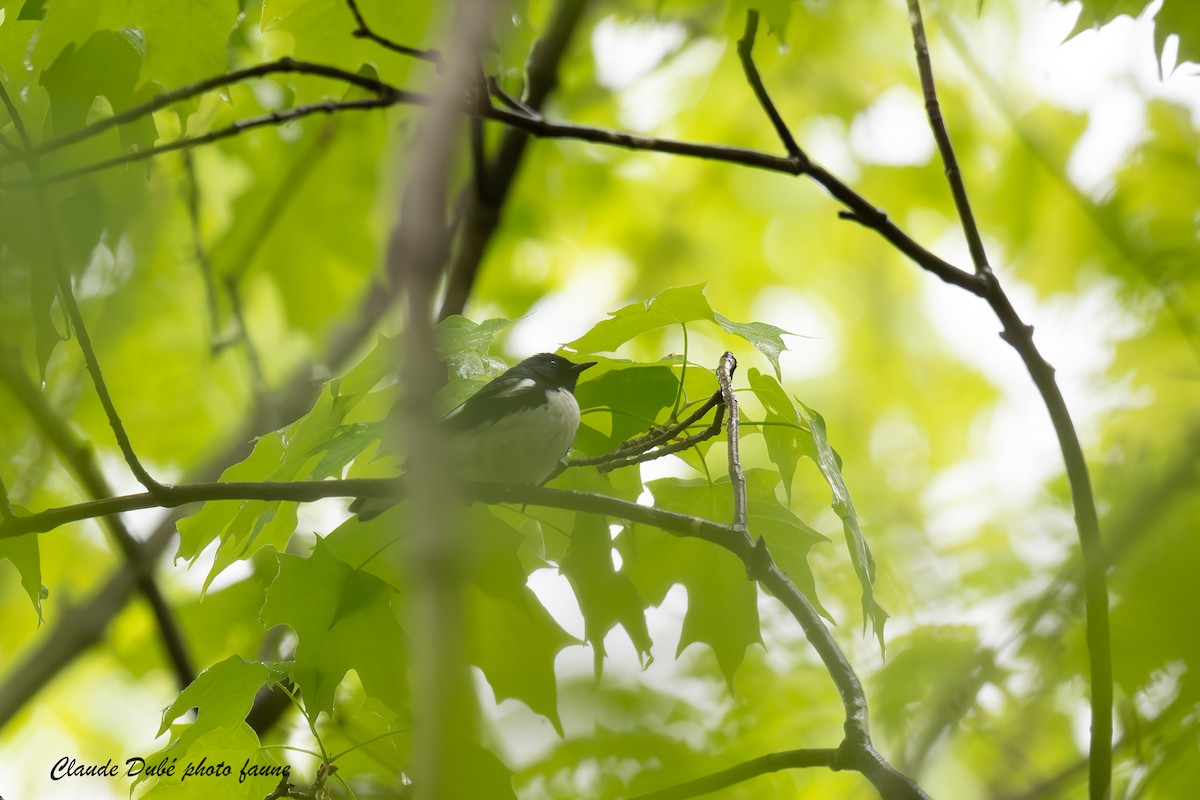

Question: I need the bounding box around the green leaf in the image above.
[572,360,680,456]
[622,479,764,686]
[462,508,574,730]
[156,656,271,749]
[0,530,44,621]
[435,315,512,362]
[742,469,834,622]
[565,284,789,378]
[177,356,390,585]
[18,0,48,21]
[261,538,409,719]
[566,284,713,354]
[137,724,284,799]
[1157,0,1200,70]
[797,401,889,650]
[746,368,806,501]
[647,471,832,621]
[39,29,157,153]
[441,742,518,800]
[560,513,654,677]
[714,313,788,380]
[468,584,574,735]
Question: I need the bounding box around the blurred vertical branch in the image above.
[385,1,499,796]
[437,0,590,320]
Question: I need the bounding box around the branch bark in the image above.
[0,360,195,689]
[903,4,1112,797]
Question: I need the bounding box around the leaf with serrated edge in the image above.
[561,512,654,678]
[261,539,409,719]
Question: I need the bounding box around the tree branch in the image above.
[905,0,988,276]
[0,81,166,495]
[729,11,981,296]
[904,3,1111,798]
[0,360,196,688]
[736,11,808,164]
[2,40,979,303]
[0,398,928,798]
[567,389,724,473]
[1,96,405,188]
[626,748,838,800]
[716,352,747,532]
[437,0,591,319]
[344,0,444,66]
[0,58,397,167]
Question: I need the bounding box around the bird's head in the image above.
[519,353,596,391]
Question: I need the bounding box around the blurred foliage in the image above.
[1,0,1198,798]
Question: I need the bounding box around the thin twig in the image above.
[0,360,195,688]
[224,276,268,400]
[717,352,747,532]
[905,0,987,276]
[182,150,222,339]
[436,0,589,319]
[594,406,725,473]
[737,12,808,164]
[486,76,541,118]
[0,58,396,167]
[567,390,723,470]
[627,748,838,800]
[1,96,405,188]
[0,81,166,494]
[344,0,444,66]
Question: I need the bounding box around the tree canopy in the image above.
[1,1,1197,799]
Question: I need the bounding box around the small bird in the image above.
[351,352,595,519]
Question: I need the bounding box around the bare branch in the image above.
[567,389,724,472]
[905,0,988,276]
[486,76,541,118]
[737,11,808,164]
[0,58,397,167]
[627,748,838,800]
[1,96,404,188]
[904,3,1111,796]
[344,0,444,66]
[437,0,590,319]
[0,81,166,495]
[0,360,196,688]
[717,352,748,532]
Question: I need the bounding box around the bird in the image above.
[350,352,595,519]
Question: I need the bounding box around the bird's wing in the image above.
[442,373,545,432]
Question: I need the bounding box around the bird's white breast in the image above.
[458,387,580,484]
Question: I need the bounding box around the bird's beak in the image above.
[574,361,597,375]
